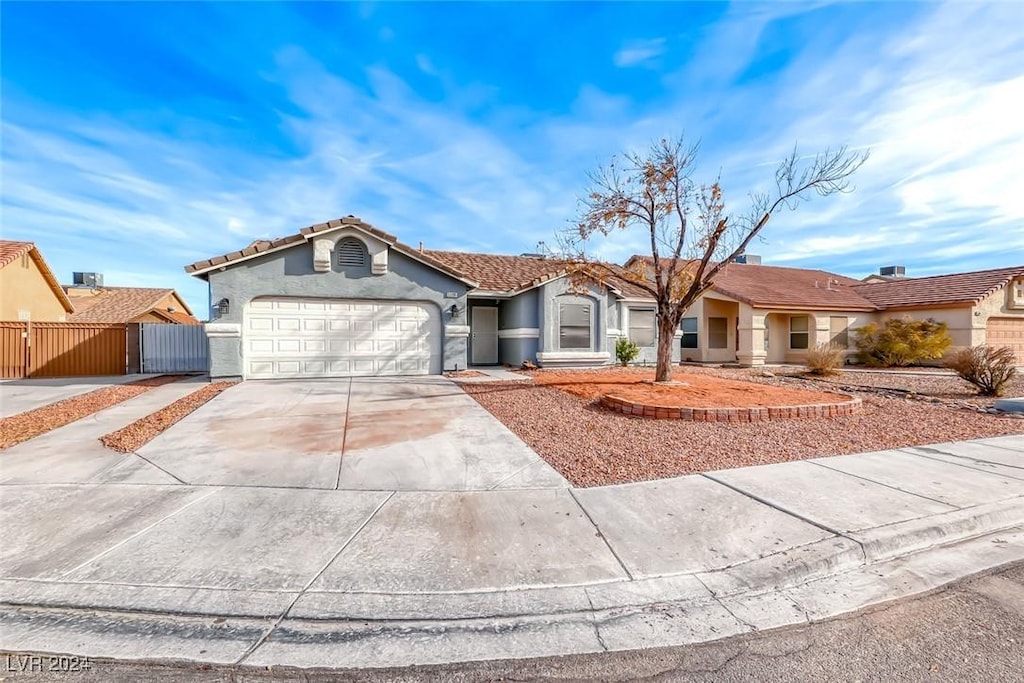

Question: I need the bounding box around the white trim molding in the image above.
[497,328,540,339]
[606,328,624,336]
[205,322,241,338]
[444,324,471,338]
[536,351,611,367]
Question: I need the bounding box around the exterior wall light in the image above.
[217,298,230,317]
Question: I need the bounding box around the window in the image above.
[336,237,367,267]
[829,316,849,348]
[790,316,810,349]
[680,317,698,349]
[559,302,591,349]
[708,317,728,349]
[629,309,656,347]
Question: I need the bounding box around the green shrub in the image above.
[615,337,640,366]
[853,317,952,367]
[806,343,846,376]
[946,345,1018,397]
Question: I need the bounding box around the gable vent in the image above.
[336,238,367,267]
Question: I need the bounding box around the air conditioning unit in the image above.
[72,272,104,287]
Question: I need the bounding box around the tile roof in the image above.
[422,251,656,299]
[709,264,878,311]
[65,287,199,323]
[0,240,34,267]
[0,240,75,313]
[185,216,478,286]
[852,266,1024,309]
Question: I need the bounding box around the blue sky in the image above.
[2,1,1022,315]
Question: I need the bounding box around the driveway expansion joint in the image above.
[806,459,962,508]
[568,488,635,581]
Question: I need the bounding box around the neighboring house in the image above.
[64,283,200,324]
[0,241,75,322]
[184,215,1023,380]
[185,216,668,379]
[853,267,1024,364]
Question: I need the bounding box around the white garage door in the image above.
[245,298,441,379]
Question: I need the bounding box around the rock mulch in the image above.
[463,367,1024,487]
[0,376,186,450]
[101,381,237,453]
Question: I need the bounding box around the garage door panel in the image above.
[987,317,1024,364]
[245,297,441,379]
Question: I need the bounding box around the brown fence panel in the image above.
[29,323,127,377]
[1,322,29,379]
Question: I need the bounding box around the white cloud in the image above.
[613,38,666,67]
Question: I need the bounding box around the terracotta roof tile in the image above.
[65,287,198,323]
[422,250,570,293]
[709,264,878,311]
[0,240,34,267]
[185,216,477,285]
[852,266,1024,308]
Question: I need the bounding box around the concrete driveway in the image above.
[0,375,150,418]
[135,377,568,490]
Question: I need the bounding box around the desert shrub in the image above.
[806,343,846,376]
[853,317,952,367]
[615,337,640,366]
[945,346,1018,397]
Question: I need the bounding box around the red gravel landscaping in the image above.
[463,367,1024,487]
[530,368,847,408]
[101,381,237,453]
[0,375,186,450]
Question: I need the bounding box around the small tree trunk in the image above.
[654,316,676,382]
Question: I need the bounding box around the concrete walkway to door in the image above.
[131,377,569,490]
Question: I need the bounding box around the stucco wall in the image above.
[495,290,539,366]
[205,240,469,378]
[537,277,610,366]
[0,255,68,322]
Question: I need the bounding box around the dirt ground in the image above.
[528,367,848,408]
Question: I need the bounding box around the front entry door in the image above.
[471,307,499,365]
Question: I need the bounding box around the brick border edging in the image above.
[600,394,862,422]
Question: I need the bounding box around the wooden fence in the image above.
[0,322,128,379]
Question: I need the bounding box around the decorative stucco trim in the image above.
[205,322,241,338]
[536,351,611,362]
[445,324,471,338]
[497,328,540,339]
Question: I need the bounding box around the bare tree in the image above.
[561,136,868,382]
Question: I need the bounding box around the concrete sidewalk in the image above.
[1,434,1022,669]
[0,374,156,418]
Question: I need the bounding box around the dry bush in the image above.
[806,343,846,376]
[946,346,1018,397]
[854,316,952,367]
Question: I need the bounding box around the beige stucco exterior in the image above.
[675,279,1024,367]
[0,252,70,322]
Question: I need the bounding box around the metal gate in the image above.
[140,324,209,373]
[1,322,127,378]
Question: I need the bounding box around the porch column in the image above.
[810,314,831,348]
[736,304,767,367]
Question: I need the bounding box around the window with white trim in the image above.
[559,302,592,349]
[629,309,656,347]
[790,315,810,349]
[681,317,698,349]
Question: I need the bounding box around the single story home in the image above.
[186,216,668,379]
[186,216,1024,379]
[64,282,200,325]
[0,241,75,322]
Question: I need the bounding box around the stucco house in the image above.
[186,216,1024,380]
[0,241,75,322]
[637,259,1024,367]
[186,216,669,379]
[63,284,200,325]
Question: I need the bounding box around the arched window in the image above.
[336,237,367,268]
